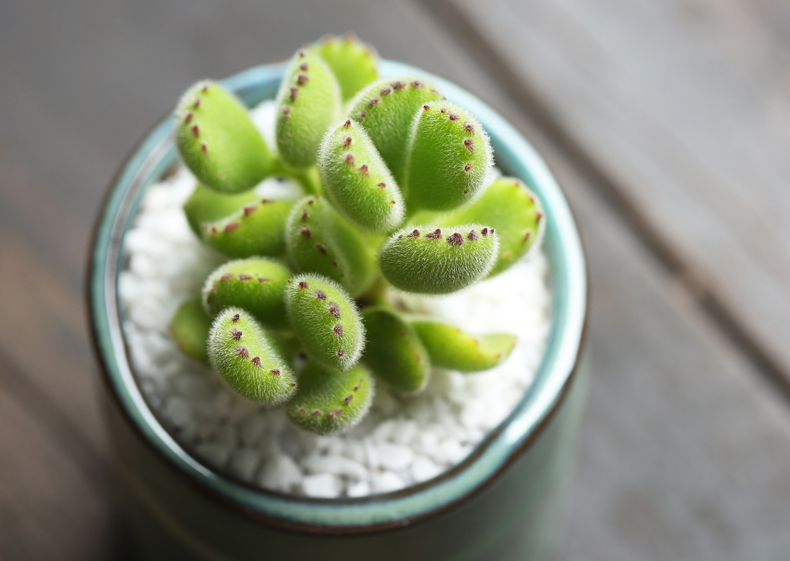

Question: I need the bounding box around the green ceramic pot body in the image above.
[89,61,589,561]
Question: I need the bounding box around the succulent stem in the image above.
[361,308,431,394]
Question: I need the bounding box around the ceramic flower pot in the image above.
[88,60,589,561]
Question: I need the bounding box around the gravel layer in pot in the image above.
[119,100,552,499]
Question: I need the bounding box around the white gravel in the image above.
[119,101,552,498]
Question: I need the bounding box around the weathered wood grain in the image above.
[555,156,790,561]
[1,0,790,559]
[0,352,118,561]
[446,0,790,387]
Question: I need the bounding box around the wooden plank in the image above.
[0,354,116,561]
[444,0,790,386]
[553,156,790,561]
[0,229,106,450]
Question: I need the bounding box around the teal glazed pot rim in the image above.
[88,60,587,535]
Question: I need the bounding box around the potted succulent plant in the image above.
[89,34,588,560]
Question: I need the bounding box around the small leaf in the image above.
[183,184,260,237]
[405,101,493,211]
[361,308,431,394]
[411,320,517,373]
[313,34,378,102]
[379,224,499,294]
[440,176,545,276]
[347,77,444,185]
[284,274,365,372]
[287,361,374,434]
[175,81,273,193]
[207,308,297,404]
[318,119,404,232]
[170,295,212,365]
[201,199,292,258]
[285,195,375,296]
[275,50,342,170]
[202,258,292,328]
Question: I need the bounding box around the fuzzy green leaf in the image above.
[405,101,493,211]
[175,81,273,193]
[411,320,517,373]
[200,198,292,258]
[202,258,291,328]
[286,361,374,434]
[439,176,545,277]
[284,274,365,372]
[361,308,431,394]
[183,184,260,237]
[275,50,342,170]
[207,308,297,404]
[285,195,375,296]
[318,119,404,232]
[170,295,212,365]
[347,77,444,185]
[313,34,378,102]
[379,224,499,294]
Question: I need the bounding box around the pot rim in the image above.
[87,60,588,535]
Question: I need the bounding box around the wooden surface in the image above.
[1,0,789,559]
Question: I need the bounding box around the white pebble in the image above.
[377,442,414,471]
[240,414,268,446]
[164,397,192,428]
[347,480,371,498]
[437,440,467,464]
[392,420,418,446]
[303,454,367,480]
[229,448,260,481]
[302,473,340,498]
[371,420,398,441]
[258,454,301,492]
[411,456,442,482]
[195,441,231,467]
[371,471,403,494]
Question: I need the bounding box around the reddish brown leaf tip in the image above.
[447,232,464,246]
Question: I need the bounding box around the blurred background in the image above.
[3,0,790,559]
